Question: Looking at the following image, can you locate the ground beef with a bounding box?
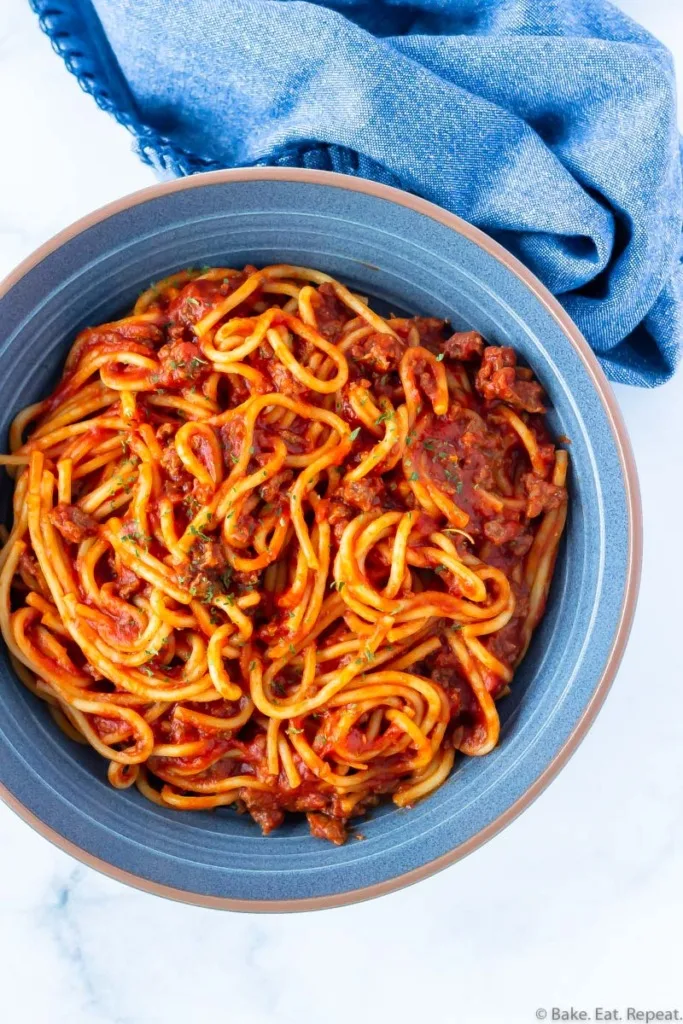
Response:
[426,646,464,713]
[160,444,193,502]
[507,532,535,558]
[234,569,261,591]
[219,419,246,468]
[418,367,438,403]
[312,283,350,342]
[241,788,285,834]
[181,570,217,601]
[107,555,141,599]
[349,332,407,373]
[523,474,566,518]
[306,812,347,845]
[393,317,449,349]
[225,373,251,407]
[275,427,312,456]
[483,518,525,546]
[533,441,558,480]
[117,322,164,346]
[287,789,329,813]
[154,340,210,390]
[71,322,161,363]
[48,503,99,544]
[475,346,546,414]
[155,422,176,442]
[443,330,485,361]
[160,444,185,481]
[190,539,227,573]
[18,551,39,580]
[229,513,258,548]
[265,361,308,396]
[259,469,293,504]
[485,598,531,669]
[327,500,355,544]
[166,275,248,330]
[190,478,214,508]
[341,477,386,511]
[18,551,49,594]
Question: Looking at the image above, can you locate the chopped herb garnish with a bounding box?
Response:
[349,427,361,441]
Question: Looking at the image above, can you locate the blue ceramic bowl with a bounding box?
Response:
[0,169,640,910]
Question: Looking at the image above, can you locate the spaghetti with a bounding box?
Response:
[0,264,568,843]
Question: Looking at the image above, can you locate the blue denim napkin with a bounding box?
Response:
[32,0,682,386]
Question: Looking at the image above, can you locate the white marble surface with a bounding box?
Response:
[1,1,682,1022]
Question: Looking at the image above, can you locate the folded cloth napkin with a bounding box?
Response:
[33,0,682,386]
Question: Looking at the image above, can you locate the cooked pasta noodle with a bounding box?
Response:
[0,265,568,843]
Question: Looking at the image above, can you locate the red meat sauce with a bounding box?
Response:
[87,329,551,636]
[321,328,564,695]
[144,712,400,842]
[45,269,268,410]
[151,269,260,328]
[35,282,567,840]
[45,323,164,412]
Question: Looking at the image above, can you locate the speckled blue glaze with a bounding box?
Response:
[0,172,636,908]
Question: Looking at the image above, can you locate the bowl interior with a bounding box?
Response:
[0,175,632,906]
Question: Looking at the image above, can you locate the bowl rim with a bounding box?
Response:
[0,166,642,912]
